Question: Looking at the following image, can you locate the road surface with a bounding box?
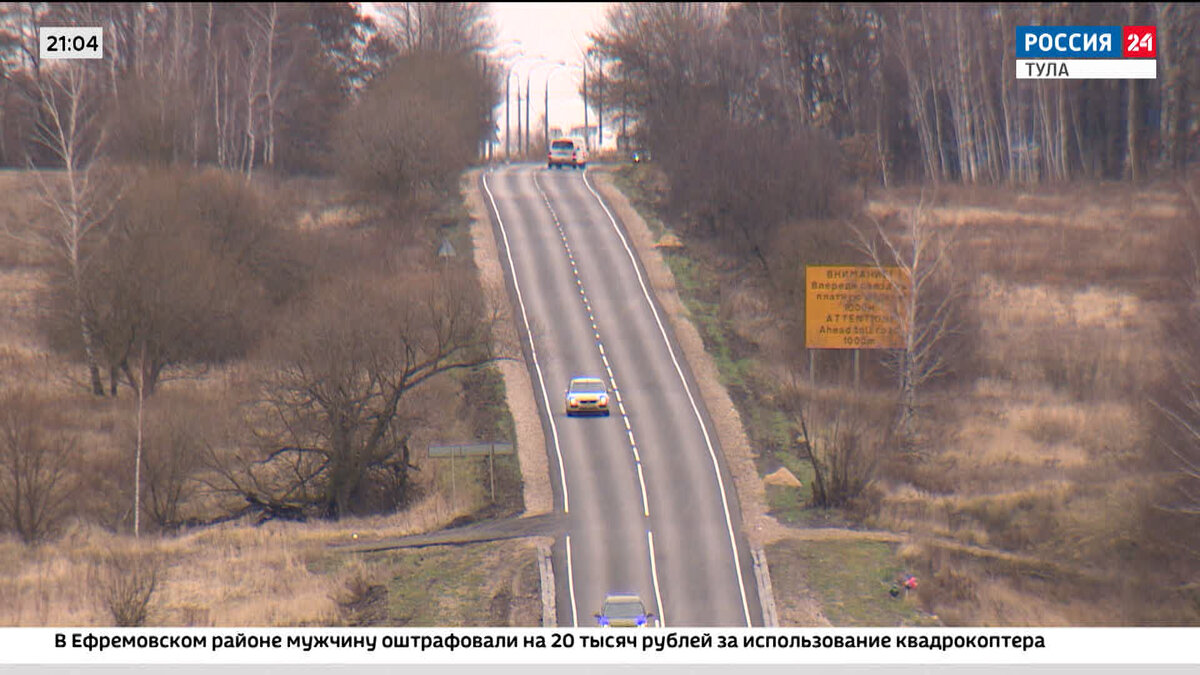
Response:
[481,164,761,627]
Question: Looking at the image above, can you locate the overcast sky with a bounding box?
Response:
[488,2,614,146]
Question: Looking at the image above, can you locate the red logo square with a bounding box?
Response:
[1123,26,1157,58]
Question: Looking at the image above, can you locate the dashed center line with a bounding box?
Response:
[537,168,672,624]
[532,173,651,522]
[534,171,666,626]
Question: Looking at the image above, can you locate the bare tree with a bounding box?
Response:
[136,399,206,533]
[0,389,78,544]
[67,168,288,399]
[216,271,496,520]
[853,198,967,448]
[332,50,495,208]
[0,2,45,81]
[249,3,283,169]
[378,2,494,56]
[1157,3,1199,172]
[1125,2,1141,182]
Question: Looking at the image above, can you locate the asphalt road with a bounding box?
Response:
[481,164,762,627]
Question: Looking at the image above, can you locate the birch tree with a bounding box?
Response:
[7,62,117,396]
[854,199,967,448]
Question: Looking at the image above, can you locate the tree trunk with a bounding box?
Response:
[134,340,145,537]
[325,414,360,519]
[1125,3,1140,181]
[1126,79,1140,181]
[921,7,949,182]
[71,246,103,396]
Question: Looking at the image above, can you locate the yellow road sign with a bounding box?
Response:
[805,265,906,349]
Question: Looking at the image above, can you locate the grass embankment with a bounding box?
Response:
[768,538,938,627]
[313,539,542,627]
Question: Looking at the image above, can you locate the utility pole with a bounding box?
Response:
[597,60,604,151]
[583,59,589,150]
[525,69,532,156]
[544,68,552,153]
[501,45,531,160]
[545,63,568,153]
[505,72,511,158]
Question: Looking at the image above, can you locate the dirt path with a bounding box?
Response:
[336,513,566,552]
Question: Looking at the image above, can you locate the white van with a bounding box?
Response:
[548,137,587,170]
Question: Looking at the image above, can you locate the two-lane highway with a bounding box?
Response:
[482,164,761,627]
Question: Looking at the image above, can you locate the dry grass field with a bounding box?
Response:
[813,181,1194,624]
[874,182,1193,624]
[615,164,1200,626]
[0,502,543,627]
[0,170,536,626]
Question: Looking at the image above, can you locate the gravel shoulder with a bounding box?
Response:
[463,168,554,517]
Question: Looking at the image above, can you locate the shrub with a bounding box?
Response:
[0,389,79,544]
[90,548,162,627]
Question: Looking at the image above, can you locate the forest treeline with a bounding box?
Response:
[0,2,496,173]
[588,3,1199,187]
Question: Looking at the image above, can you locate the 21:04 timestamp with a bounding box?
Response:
[39,27,103,60]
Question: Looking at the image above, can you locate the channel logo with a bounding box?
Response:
[1015,25,1156,79]
[1017,26,1121,58]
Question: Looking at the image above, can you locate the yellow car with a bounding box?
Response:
[595,594,653,627]
[565,377,610,416]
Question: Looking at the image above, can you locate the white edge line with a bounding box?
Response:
[486,170,580,628]
[566,534,579,627]
[583,172,753,627]
[647,530,666,628]
[636,463,650,517]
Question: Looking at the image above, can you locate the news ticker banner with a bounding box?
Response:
[1,628,1198,665]
[1016,25,1156,79]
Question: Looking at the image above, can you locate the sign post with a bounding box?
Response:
[428,443,515,504]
